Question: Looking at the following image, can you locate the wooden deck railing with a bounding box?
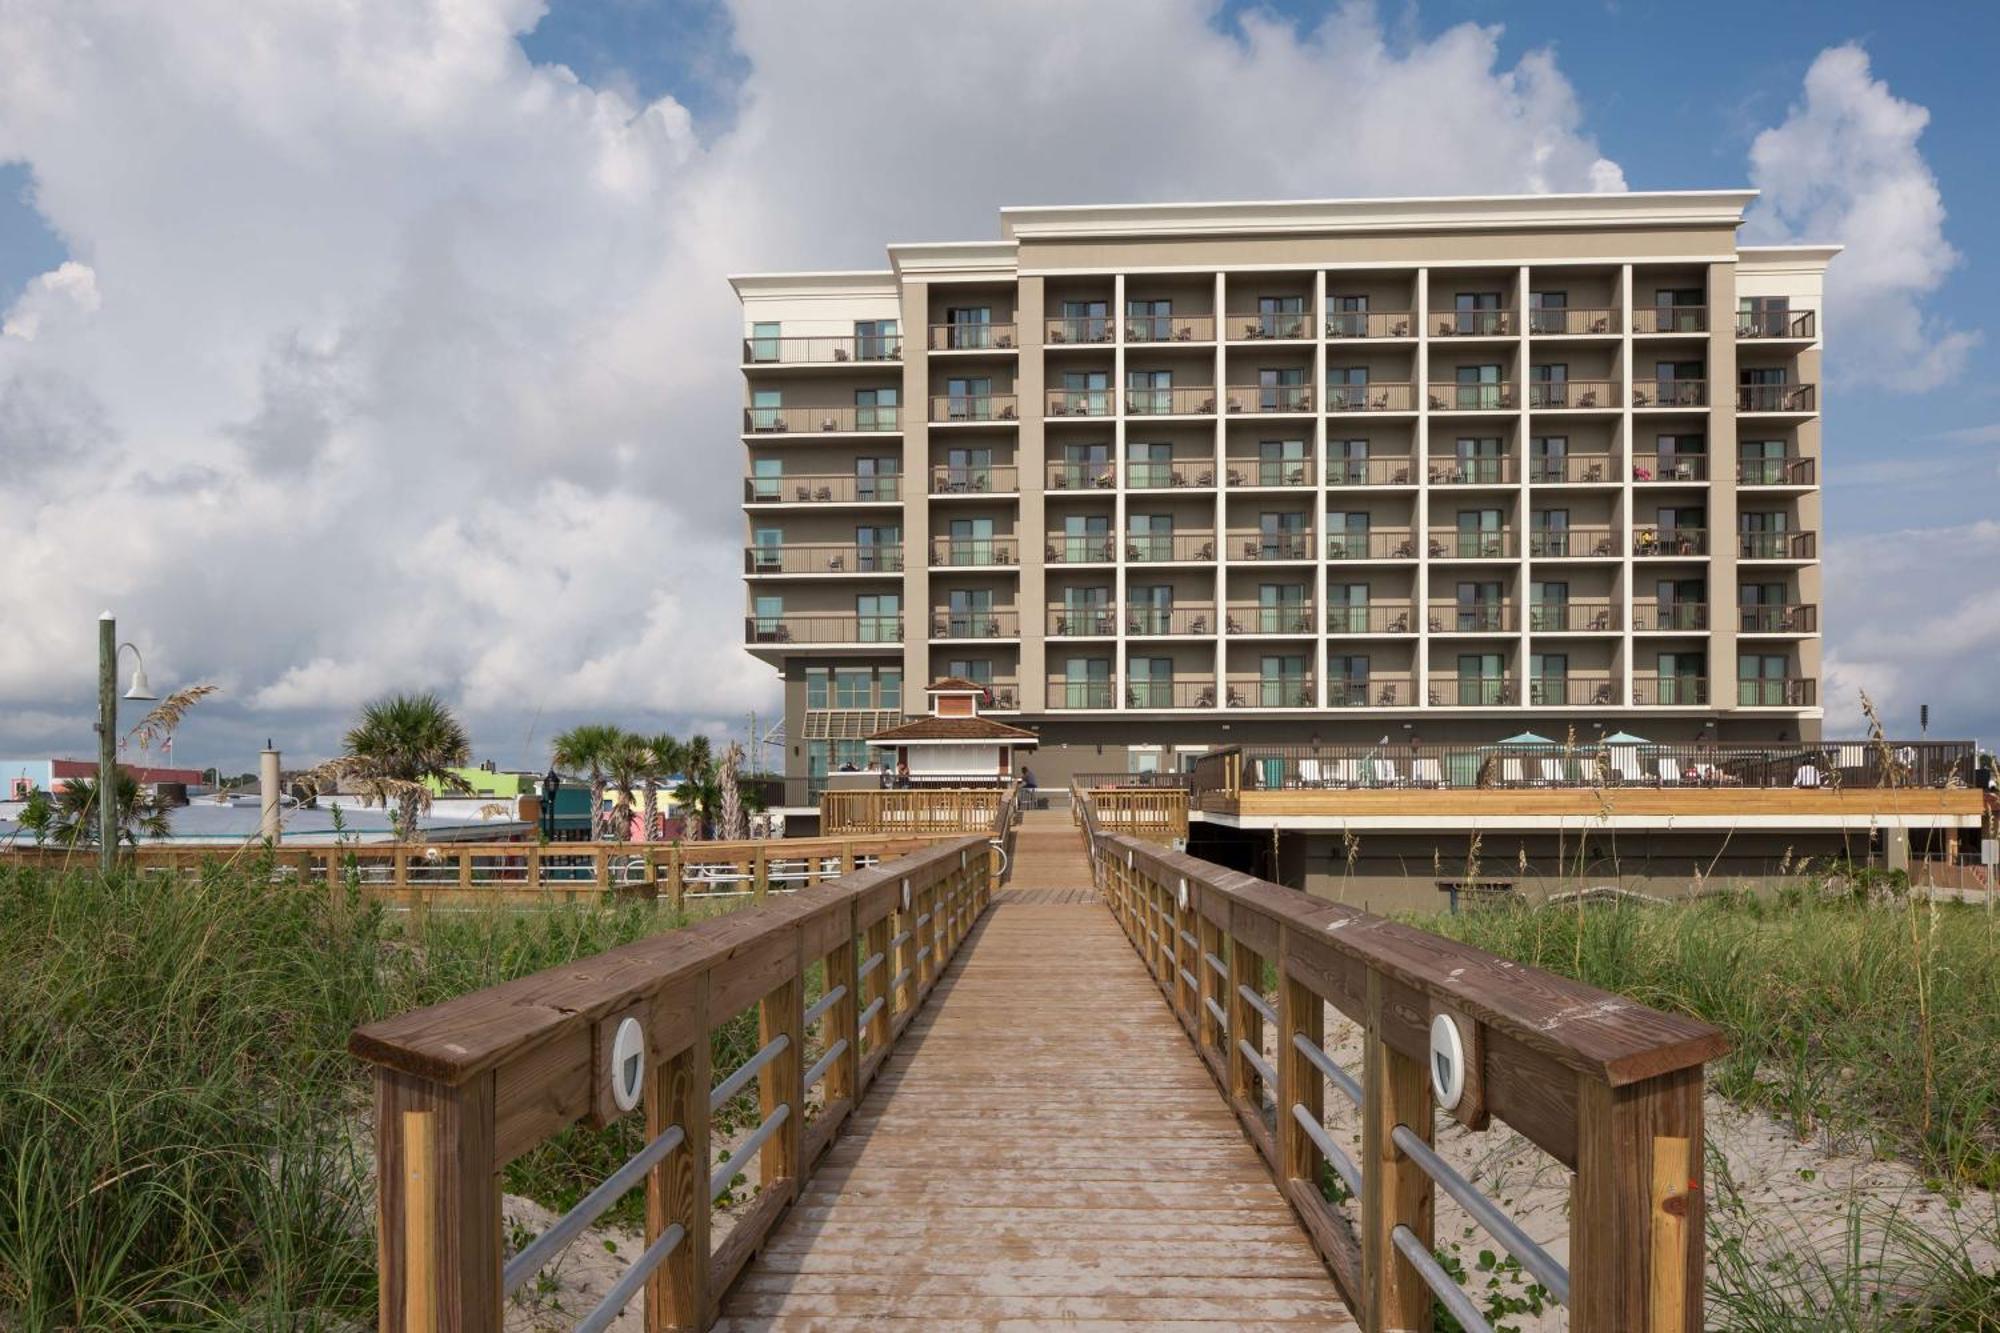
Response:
[1076,787,1190,844]
[820,785,1016,835]
[1075,785,1723,1331]
[350,793,1016,1329]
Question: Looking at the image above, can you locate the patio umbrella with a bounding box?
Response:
[1600,731,1651,746]
[1497,731,1557,746]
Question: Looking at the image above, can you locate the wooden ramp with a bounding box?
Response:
[716,818,1356,1329]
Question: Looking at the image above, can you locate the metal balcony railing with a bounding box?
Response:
[745,543,905,576]
[1324,310,1415,339]
[930,465,1018,495]
[744,613,903,646]
[745,405,901,434]
[1738,603,1818,633]
[1527,308,1617,336]
[1124,313,1215,343]
[1044,315,1115,345]
[1633,305,1708,334]
[1632,602,1709,632]
[1737,383,1817,413]
[1527,601,1616,632]
[928,323,1018,352]
[745,474,902,504]
[929,537,1017,567]
[1630,379,1706,409]
[929,393,1020,423]
[742,333,901,365]
[1223,603,1317,635]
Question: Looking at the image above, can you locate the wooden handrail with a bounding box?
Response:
[1079,788,1188,844]
[820,787,1014,835]
[1074,784,1722,1330]
[352,792,1016,1329]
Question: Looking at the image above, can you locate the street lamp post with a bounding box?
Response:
[540,767,562,841]
[95,611,157,874]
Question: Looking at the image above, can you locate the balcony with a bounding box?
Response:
[1528,308,1617,337]
[1630,380,1706,409]
[1527,379,1619,410]
[745,543,905,576]
[1325,381,1416,412]
[1427,602,1515,633]
[1632,602,1709,632]
[1737,383,1817,414]
[1046,388,1114,418]
[1633,675,1710,706]
[1738,309,1817,340]
[1223,384,1315,414]
[1427,529,1517,560]
[1045,535,1118,565]
[1634,527,1708,557]
[1046,607,1116,638]
[1632,306,1708,335]
[1427,676,1519,707]
[1323,603,1417,635]
[1635,454,1707,484]
[1327,529,1415,561]
[744,474,902,505]
[930,610,1019,641]
[1225,674,1317,708]
[1043,315,1116,346]
[1738,678,1817,707]
[1127,532,1218,563]
[1127,604,1216,636]
[1046,678,1116,710]
[1427,456,1515,486]
[1125,385,1218,417]
[1127,459,1217,489]
[1528,600,1616,633]
[928,323,1018,352]
[742,333,901,366]
[1325,310,1415,339]
[1326,457,1417,487]
[744,405,900,434]
[1427,381,1518,412]
[1737,531,1817,561]
[1227,531,1315,562]
[930,393,1019,424]
[1432,310,1515,338]
[1528,527,1618,559]
[1740,603,1818,634]
[1330,676,1415,707]
[1125,313,1215,344]
[1528,455,1613,485]
[930,464,1019,496]
[1228,312,1311,341]
[1224,603,1316,636]
[1128,680,1221,710]
[744,613,902,646]
[1046,461,1116,491]
[1225,459,1313,488]
[929,536,1017,568]
[1738,457,1817,487]
[1529,676,1620,707]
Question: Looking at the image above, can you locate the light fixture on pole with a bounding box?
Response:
[96,611,160,874]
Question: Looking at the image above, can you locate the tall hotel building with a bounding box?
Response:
[735,193,1833,797]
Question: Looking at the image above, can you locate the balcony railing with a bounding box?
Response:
[1433,310,1515,337]
[1528,527,1618,558]
[1224,674,1317,708]
[1047,677,1116,710]
[742,333,901,365]
[1325,310,1415,339]
[1426,675,1519,706]
[1223,384,1315,413]
[1225,459,1314,488]
[1125,385,1218,416]
[1426,456,1515,485]
[744,613,902,646]
[1126,459,1217,489]
[1126,679,1221,709]
[1044,315,1115,345]
[1634,527,1708,557]
[1227,530,1315,562]
[1636,453,1708,483]
[1738,456,1816,486]
[745,543,905,576]
[1634,305,1708,335]
[1045,536,1118,564]
[1737,383,1817,413]
[745,474,902,505]
[1630,379,1706,409]
[1427,602,1514,633]
[1528,600,1616,632]
[1426,381,1518,411]
[1427,529,1517,559]
[1528,455,1614,484]
[1738,530,1817,560]
[1046,461,1116,491]
[1529,675,1620,707]
[1326,529,1415,560]
[1046,388,1114,417]
[1325,456,1416,486]
[1322,603,1416,635]
[1126,532,1218,563]
[1229,312,1311,341]
[929,323,1018,352]
[744,405,900,434]
[1527,379,1618,409]
[1125,313,1215,343]
[1528,308,1617,336]
[929,537,1017,567]
[1223,603,1316,635]
[1738,678,1817,707]
[1330,676,1415,707]
[930,465,1018,495]
[929,393,1019,423]
[1632,602,1709,632]
[1740,603,1818,633]
[1738,309,1817,340]
[930,610,1020,640]
[1325,381,1416,412]
[1633,675,1711,706]
[1047,607,1117,637]
[1126,604,1216,636]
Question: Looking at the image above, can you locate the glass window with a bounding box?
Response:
[946,306,993,350]
[1529,435,1569,483]
[1527,291,1567,335]
[750,388,782,432]
[855,386,898,431]
[753,595,782,639]
[878,668,901,710]
[855,592,900,643]
[750,321,781,363]
[854,319,898,361]
[1326,293,1370,337]
[833,669,871,709]
[944,376,991,421]
[805,667,829,709]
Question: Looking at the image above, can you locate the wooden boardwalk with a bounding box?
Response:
[716,816,1356,1329]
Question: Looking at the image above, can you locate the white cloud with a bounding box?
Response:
[0,0,1623,768]
[1746,43,1978,392]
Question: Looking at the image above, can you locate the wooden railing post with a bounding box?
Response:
[524,844,541,893]
[1571,1067,1705,1332]
[752,845,769,903]
[1278,929,1323,1188]
[891,882,914,1019]
[666,845,684,913]
[1227,929,1264,1111]
[822,914,859,1111]
[647,977,709,1331]
[757,951,804,1202]
[863,912,892,1070]
[1197,914,1226,1062]
[373,1069,500,1331]
[1361,969,1433,1333]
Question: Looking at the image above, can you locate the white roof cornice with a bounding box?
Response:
[728,271,896,299]
[887,240,1018,279]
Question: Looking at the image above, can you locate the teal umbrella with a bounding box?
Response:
[1601,730,1651,745]
[1497,731,1557,746]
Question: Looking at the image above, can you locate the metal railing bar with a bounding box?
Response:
[709,1034,790,1114]
[1391,1123,1571,1305]
[1180,928,1200,949]
[1238,984,1278,1026]
[709,1103,791,1202]
[892,966,913,992]
[889,930,911,950]
[503,1123,686,1295]
[857,951,885,980]
[804,984,846,1027]
[1204,996,1230,1031]
[857,996,885,1028]
[1179,966,1199,992]
[915,912,931,929]
[572,1222,686,1333]
[1204,951,1228,978]
[804,1038,849,1090]
[1290,1103,1362,1198]
[1238,1038,1278,1087]
[1293,1032,1364,1108]
[1392,1223,1494,1333]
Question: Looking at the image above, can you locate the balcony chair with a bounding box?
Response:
[1194,687,1215,707]
[1411,757,1445,787]
[1226,688,1246,707]
[1589,609,1610,630]
[1243,540,1262,559]
[792,485,811,501]
[826,554,845,570]
[1243,321,1264,339]
[1188,615,1207,634]
[1225,615,1244,634]
[1196,469,1215,486]
[1540,757,1569,786]
[1593,684,1616,705]
[1377,684,1401,708]
[1428,688,1444,705]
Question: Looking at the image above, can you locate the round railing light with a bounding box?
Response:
[610,1017,646,1113]
[1429,1013,1466,1111]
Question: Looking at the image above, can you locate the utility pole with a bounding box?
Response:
[97,612,117,873]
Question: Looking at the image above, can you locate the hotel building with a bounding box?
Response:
[735,193,1834,800]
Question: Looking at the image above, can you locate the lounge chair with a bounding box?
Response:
[1331,759,1362,787]
[1539,757,1569,786]
[1370,758,1402,787]
[1611,750,1647,784]
[1656,760,1681,786]
[1500,758,1527,787]
[1411,757,1445,788]
[1296,759,1324,788]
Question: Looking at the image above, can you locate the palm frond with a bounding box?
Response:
[126,683,219,751]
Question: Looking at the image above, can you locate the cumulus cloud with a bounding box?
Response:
[1746,43,1977,392]
[0,0,1622,767]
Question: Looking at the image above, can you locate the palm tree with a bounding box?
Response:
[603,731,651,843]
[718,741,747,841]
[40,774,172,847]
[674,734,719,842]
[642,734,685,842]
[551,723,625,840]
[315,692,474,839]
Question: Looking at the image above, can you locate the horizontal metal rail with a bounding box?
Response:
[1291,1102,1362,1198]
[804,1038,849,1090]
[914,912,931,929]
[504,1123,686,1295]
[709,1034,789,1114]
[889,930,911,950]
[1179,928,1200,949]
[1393,1223,1493,1333]
[804,984,846,1027]
[1238,1038,1277,1087]
[1392,1123,1571,1305]
[1238,984,1278,1026]
[1293,1032,1364,1108]
[857,950,885,979]
[1204,950,1228,978]
[857,996,885,1029]
[710,1103,791,1202]
[1204,995,1230,1032]
[1179,966,1199,992]
[915,945,932,966]
[892,966,913,992]
[573,1221,686,1333]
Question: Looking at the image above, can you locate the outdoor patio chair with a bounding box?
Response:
[1297,759,1324,787]
[1500,758,1527,787]
[1370,758,1402,787]
[1612,751,1647,784]
[1332,759,1363,787]
[1656,760,1681,785]
[1411,757,1445,787]
[1540,757,1569,786]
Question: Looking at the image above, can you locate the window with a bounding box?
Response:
[750,321,781,363]
[1739,582,1790,633]
[1258,366,1308,412]
[855,523,900,572]
[1530,509,1570,558]
[751,527,783,571]
[1455,508,1502,558]
[878,668,902,710]
[942,377,988,421]
[1529,435,1569,483]
[1127,511,1173,562]
[855,386,898,431]
[1653,361,1704,407]
[833,668,872,709]
[1259,582,1310,634]
[1126,583,1173,635]
[946,658,993,685]
[1325,365,1369,410]
[1326,293,1369,338]
[1126,656,1174,708]
[946,586,996,639]
[750,388,782,432]
[1457,581,1503,631]
[1455,363,1502,410]
[1127,297,1172,342]
[1127,747,1163,775]
[1327,582,1369,634]
[1454,436,1503,484]
[947,515,996,566]
[1656,579,1706,631]
[751,457,782,501]
[805,667,830,709]
[1123,368,1169,416]
[1655,434,1706,480]
[1738,366,1791,412]
[1062,512,1111,562]
[854,319,898,361]
[1739,510,1791,560]
[1530,581,1570,631]
[1454,291,1503,336]
[1257,438,1308,487]
[945,306,993,350]
[1529,653,1569,705]
[1057,440,1112,490]
[1738,296,1791,338]
[1738,654,1791,706]
[1325,510,1372,559]
[855,456,899,502]
[1256,294,1306,339]
[753,595,783,638]
[1527,290,1567,336]
[1528,362,1568,408]
[1657,652,1705,705]
[1330,438,1370,485]
[1056,299,1109,344]
[1126,440,1173,489]
[1739,439,1789,485]
[855,592,899,643]
[1064,657,1112,709]
[1258,654,1309,707]
[1258,510,1307,560]
[1456,653,1505,706]
[943,446,992,493]
[1059,584,1112,636]
[1655,289,1704,332]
